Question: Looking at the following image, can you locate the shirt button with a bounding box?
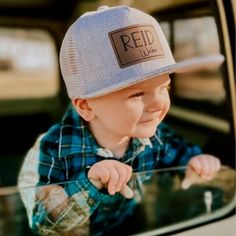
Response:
[87,198,95,205]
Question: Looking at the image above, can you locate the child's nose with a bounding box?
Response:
[145,92,168,113]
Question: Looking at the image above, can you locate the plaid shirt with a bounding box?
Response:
[18,105,201,235]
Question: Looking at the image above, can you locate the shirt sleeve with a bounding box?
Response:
[156,123,202,167]
[17,135,101,235]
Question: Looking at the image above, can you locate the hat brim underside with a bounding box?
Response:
[167,53,225,74]
[80,54,225,99]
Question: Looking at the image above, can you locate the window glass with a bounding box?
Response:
[149,12,235,236]
[1,167,235,235]
[159,21,170,44]
[173,17,225,104]
[0,28,59,99]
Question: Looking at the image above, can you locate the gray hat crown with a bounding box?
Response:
[59,5,224,99]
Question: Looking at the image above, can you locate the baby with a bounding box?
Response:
[18,5,223,236]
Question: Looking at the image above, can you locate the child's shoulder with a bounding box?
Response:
[38,106,87,158]
[40,105,80,145]
[42,123,61,142]
[38,123,62,157]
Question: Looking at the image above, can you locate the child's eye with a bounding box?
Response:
[160,84,171,92]
[129,92,144,98]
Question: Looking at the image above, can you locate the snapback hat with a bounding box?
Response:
[59,5,224,99]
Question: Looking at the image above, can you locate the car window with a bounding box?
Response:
[131,166,236,235]
[0,27,59,99]
[159,21,170,44]
[0,1,235,236]
[152,2,235,235]
[173,17,225,104]
[1,166,235,236]
[159,16,229,135]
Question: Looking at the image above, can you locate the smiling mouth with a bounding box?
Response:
[139,119,157,124]
[140,111,163,124]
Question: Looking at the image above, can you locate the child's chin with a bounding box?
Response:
[134,129,157,138]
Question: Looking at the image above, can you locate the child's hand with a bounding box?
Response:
[36,185,68,220]
[182,154,221,189]
[87,160,134,198]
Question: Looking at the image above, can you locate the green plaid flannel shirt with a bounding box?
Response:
[18,105,201,235]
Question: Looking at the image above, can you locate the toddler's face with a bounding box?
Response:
[87,74,171,139]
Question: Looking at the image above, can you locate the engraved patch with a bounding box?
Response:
[109,24,164,68]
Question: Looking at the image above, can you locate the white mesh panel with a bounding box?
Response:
[59,24,85,98]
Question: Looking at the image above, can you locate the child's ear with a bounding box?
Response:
[72,98,95,121]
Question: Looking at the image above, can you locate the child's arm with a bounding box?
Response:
[156,124,221,186]
[156,123,203,168]
[182,154,221,188]
[18,135,100,234]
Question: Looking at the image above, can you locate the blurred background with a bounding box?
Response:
[0,0,235,235]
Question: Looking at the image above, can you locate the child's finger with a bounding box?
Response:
[199,158,211,177]
[209,156,221,172]
[100,168,110,184]
[206,156,221,178]
[182,167,205,189]
[197,155,220,178]
[114,166,128,191]
[88,165,110,184]
[183,155,221,189]
[119,185,134,199]
[215,158,221,171]
[188,157,202,174]
[125,165,133,183]
[206,156,218,178]
[89,178,103,189]
[107,168,119,195]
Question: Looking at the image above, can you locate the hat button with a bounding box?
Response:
[97,5,109,11]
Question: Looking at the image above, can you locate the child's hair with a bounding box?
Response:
[59,5,224,99]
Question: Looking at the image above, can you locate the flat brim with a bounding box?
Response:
[157,54,225,75]
[80,54,225,99]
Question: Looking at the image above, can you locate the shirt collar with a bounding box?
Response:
[58,105,153,159]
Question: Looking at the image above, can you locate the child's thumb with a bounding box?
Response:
[119,185,134,199]
[181,167,204,189]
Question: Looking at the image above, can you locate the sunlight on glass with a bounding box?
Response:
[0,28,59,99]
[0,166,232,236]
[173,17,225,104]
